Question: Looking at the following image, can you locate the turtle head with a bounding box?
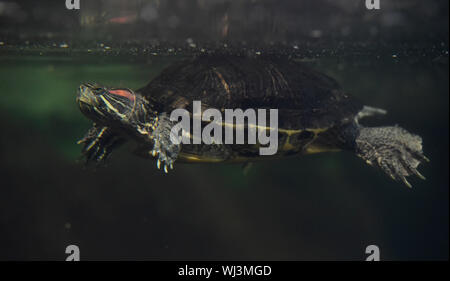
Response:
[77,83,137,125]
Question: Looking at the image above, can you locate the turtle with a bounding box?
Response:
[76,54,428,187]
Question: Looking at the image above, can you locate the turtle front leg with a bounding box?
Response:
[148,113,181,173]
[78,125,125,164]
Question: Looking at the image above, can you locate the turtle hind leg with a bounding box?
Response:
[355,125,429,188]
[78,125,126,165]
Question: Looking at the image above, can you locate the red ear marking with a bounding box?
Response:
[109,89,136,102]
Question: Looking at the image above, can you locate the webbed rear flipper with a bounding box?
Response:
[355,126,429,188]
[78,125,126,165]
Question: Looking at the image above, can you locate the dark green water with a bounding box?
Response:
[0,46,448,260]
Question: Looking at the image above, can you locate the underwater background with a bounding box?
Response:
[0,0,448,260]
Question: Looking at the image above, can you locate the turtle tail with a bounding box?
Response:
[355,125,429,187]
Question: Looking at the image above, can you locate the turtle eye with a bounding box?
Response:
[108,89,136,102]
[92,87,106,95]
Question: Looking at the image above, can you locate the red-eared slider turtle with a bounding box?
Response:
[76,55,428,187]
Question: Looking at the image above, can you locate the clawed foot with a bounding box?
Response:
[149,113,181,173]
[356,126,429,188]
[372,144,429,188]
[78,125,125,165]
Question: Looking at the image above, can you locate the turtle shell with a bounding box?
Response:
[138,55,363,131]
